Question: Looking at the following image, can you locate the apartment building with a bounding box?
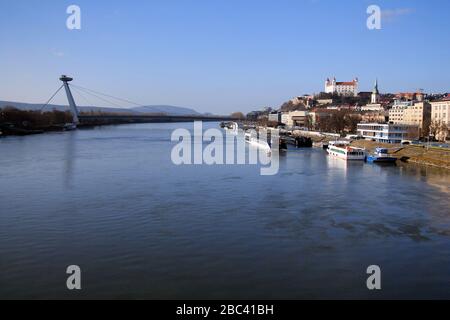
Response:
[402,102,431,136]
[431,95,450,127]
[389,100,413,124]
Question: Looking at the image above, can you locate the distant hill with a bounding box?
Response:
[132,105,200,115]
[0,100,200,116]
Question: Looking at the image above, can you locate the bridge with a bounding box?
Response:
[41,75,232,127]
[78,114,231,127]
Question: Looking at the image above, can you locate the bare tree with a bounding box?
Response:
[230,112,245,120]
[429,120,449,142]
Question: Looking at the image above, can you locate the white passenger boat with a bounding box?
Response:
[327,143,366,160]
[245,132,271,152]
[224,122,240,135]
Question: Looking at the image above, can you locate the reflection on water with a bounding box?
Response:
[326,156,366,173]
[63,132,76,188]
[398,163,450,195]
[0,122,449,299]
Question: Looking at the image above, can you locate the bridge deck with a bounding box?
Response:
[78,114,232,126]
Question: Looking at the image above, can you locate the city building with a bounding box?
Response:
[357,123,419,144]
[389,100,414,124]
[325,77,358,96]
[358,91,372,100]
[395,91,424,102]
[402,102,431,136]
[281,111,309,127]
[268,112,282,123]
[430,95,450,140]
[431,95,450,127]
[309,110,333,128]
[361,104,384,112]
[361,111,388,124]
[387,100,431,137]
[316,98,334,106]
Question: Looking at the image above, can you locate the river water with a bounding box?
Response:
[0,122,449,299]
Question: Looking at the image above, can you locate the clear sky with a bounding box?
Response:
[0,0,449,114]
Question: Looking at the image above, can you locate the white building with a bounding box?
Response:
[430,95,450,140]
[361,105,384,112]
[431,95,450,127]
[357,123,419,144]
[325,77,358,97]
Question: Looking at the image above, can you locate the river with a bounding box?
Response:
[0,122,449,299]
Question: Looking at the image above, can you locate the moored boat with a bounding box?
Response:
[221,121,240,135]
[285,136,313,148]
[63,123,77,131]
[245,131,271,152]
[224,122,239,135]
[366,148,397,163]
[327,143,366,160]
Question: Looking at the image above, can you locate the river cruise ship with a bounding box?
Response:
[327,143,366,160]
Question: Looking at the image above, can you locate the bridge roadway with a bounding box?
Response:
[78,114,233,126]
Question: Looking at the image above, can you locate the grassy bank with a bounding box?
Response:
[351,140,450,170]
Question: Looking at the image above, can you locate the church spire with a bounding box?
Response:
[373,79,379,94]
[371,79,380,104]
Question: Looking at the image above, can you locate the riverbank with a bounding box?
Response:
[0,108,73,137]
[0,117,229,137]
[350,140,450,170]
[0,124,75,136]
[251,123,450,171]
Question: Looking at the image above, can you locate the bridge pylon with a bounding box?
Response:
[59,75,80,125]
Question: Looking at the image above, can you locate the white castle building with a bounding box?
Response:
[325,77,359,96]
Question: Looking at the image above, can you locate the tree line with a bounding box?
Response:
[0,107,73,128]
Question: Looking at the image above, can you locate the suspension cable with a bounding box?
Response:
[70,86,96,108]
[70,84,126,109]
[40,85,64,112]
[70,84,145,107]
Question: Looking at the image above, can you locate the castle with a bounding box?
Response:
[325,77,359,97]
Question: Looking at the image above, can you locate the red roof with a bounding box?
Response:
[336,81,357,86]
[432,94,450,102]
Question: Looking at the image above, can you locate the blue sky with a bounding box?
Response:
[0,0,449,114]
